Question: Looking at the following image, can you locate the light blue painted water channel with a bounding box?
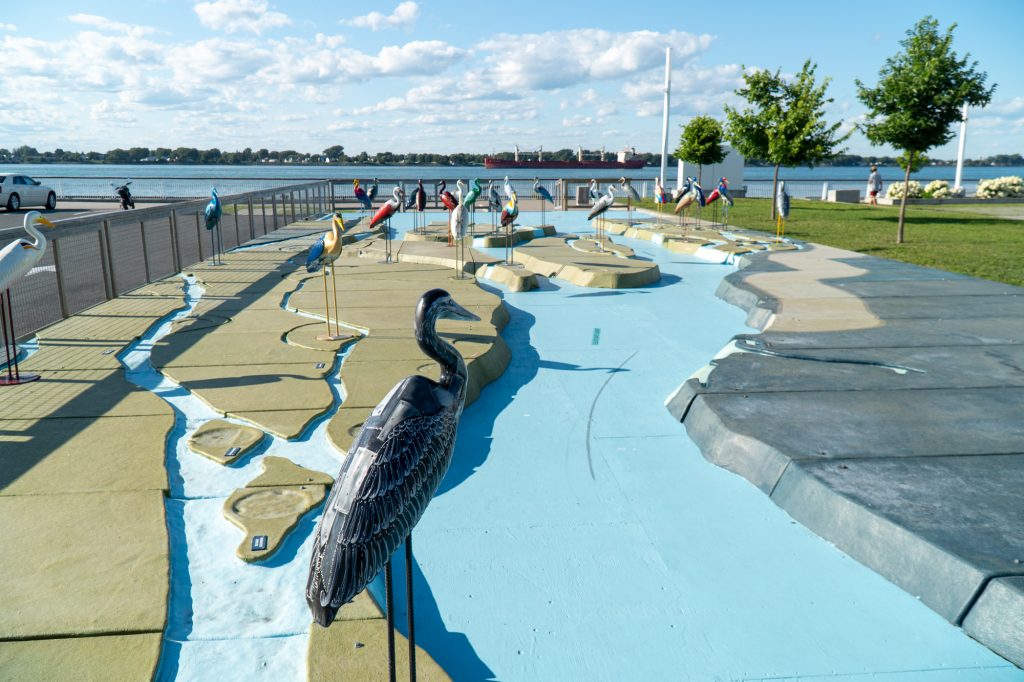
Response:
[370,209,1023,680]
[116,207,1021,680]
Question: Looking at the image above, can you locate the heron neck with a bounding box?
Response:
[416,308,465,389]
[24,224,46,251]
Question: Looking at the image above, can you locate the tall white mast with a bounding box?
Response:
[954,103,969,191]
[659,47,672,187]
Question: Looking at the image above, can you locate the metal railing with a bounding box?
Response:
[1,180,333,341]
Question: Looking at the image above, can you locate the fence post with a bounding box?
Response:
[247,197,254,240]
[139,220,152,282]
[290,191,296,224]
[272,195,278,229]
[102,220,118,297]
[261,197,268,235]
[170,209,182,273]
[329,181,335,211]
[50,237,70,319]
[195,210,204,260]
[233,203,241,246]
[98,228,113,300]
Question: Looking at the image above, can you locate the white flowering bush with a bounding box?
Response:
[924,179,952,198]
[975,176,1024,198]
[949,185,966,197]
[886,180,923,199]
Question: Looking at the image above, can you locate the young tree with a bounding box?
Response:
[726,61,849,218]
[674,115,726,185]
[857,17,995,243]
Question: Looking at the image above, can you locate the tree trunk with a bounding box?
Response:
[897,153,913,244]
[698,165,702,186]
[771,164,780,220]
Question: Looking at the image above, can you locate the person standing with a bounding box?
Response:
[867,165,883,205]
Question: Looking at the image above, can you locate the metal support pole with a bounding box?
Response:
[195,210,204,260]
[271,195,278,230]
[385,559,397,682]
[247,198,254,241]
[261,197,268,235]
[51,238,70,319]
[406,536,416,682]
[233,203,241,247]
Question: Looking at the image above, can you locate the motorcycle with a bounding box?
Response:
[113,181,135,210]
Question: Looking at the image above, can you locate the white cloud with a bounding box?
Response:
[477,29,713,91]
[0,23,16,32]
[68,14,156,36]
[374,41,466,75]
[194,0,291,35]
[344,2,420,31]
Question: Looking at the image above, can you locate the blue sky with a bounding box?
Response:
[1,0,1020,159]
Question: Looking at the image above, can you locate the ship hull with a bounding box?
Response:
[484,158,646,170]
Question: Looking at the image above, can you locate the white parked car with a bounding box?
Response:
[0,174,58,211]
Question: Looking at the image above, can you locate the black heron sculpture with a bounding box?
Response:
[307,288,479,681]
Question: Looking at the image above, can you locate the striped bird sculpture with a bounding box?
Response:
[204,187,224,265]
[305,213,350,340]
[0,211,54,385]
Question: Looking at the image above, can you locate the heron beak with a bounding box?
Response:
[445,300,480,322]
[36,217,56,228]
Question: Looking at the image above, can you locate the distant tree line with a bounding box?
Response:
[0,144,672,167]
[0,144,1017,168]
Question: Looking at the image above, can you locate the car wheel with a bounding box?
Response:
[6,193,19,211]
[45,192,57,210]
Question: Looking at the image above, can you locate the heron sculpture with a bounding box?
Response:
[370,187,404,263]
[307,288,479,682]
[587,185,616,251]
[673,177,697,227]
[620,176,640,227]
[533,178,554,226]
[367,178,379,204]
[449,183,468,277]
[204,187,224,265]
[503,175,513,200]
[500,190,518,265]
[353,179,372,219]
[305,213,353,341]
[589,179,601,205]
[654,178,668,224]
[0,211,54,386]
[463,179,482,235]
[692,178,707,225]
[716,178,734,226]
[776,181,790,242]
[487,181,501,231]
[408,180,427,233]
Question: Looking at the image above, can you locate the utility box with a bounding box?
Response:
[576,186,593,206]
[828,189,861,203]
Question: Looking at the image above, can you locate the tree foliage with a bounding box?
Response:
[856,16,995,243]
[674,116,726,176]
[726,60,849,216]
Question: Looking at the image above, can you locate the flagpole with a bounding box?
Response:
[954,103,968,191]
[659,47,672,187]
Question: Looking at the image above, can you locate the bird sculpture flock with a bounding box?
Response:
[204,187,224,265]
[305,213,352,341]
[307,288,479,678]
[776,180,791,242]
[0,211,54,385]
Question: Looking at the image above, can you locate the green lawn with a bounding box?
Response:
[636,197,1024,287]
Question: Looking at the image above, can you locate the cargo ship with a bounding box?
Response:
[484,146,646,170]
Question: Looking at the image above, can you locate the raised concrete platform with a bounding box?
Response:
[665,241,1024,667]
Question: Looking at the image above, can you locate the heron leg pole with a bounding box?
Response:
[331,267,341,338]
[385,558,397,682]
[406,535,417,682]
[322,269,331,337]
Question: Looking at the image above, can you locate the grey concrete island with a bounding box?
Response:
[666,239,1024,668]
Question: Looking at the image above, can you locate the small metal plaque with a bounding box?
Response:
[591,328,601,346]
[251,535,268,551]
[225,447,241,458]
[102,349,116,355]
[315,362,326,369]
